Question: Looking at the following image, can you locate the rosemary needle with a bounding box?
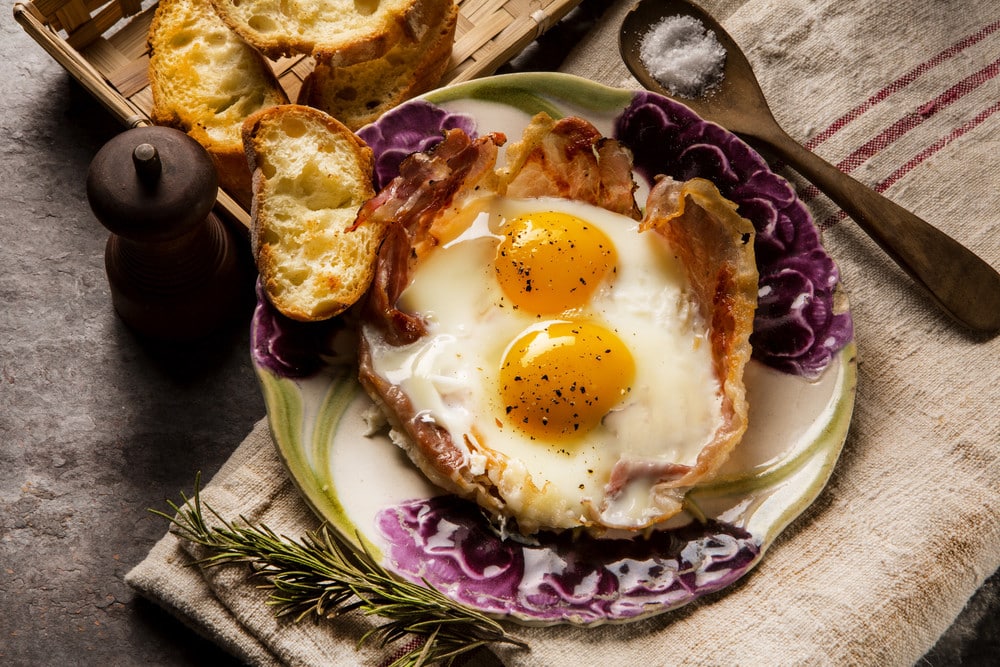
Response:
[151,476,528,667]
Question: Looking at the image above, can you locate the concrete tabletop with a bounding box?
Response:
[1,3,996,664]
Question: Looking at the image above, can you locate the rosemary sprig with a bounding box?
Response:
[152,476,528,667]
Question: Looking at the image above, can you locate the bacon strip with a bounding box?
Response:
[358,129,505,345]
[600,177,758,527]
[500,113,642,219]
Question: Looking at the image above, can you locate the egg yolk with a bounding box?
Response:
[494,211,617,314]
[500,321,635,441]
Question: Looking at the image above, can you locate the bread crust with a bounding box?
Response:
[297,2,458,131]
[209,0,454,64]
[243,105,385,321]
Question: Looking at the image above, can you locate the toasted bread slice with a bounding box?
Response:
[147,0,289,209]
[209,0,452,64]
[243,105,384,321]
[296,2,457,131]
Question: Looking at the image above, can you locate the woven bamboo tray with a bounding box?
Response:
[14,0,584,226]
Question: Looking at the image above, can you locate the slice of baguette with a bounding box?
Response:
[297,2,457,131]
[147,0,289,210]
[243,105,385,321]
[209,0,452,64]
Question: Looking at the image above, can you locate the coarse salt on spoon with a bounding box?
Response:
[620,0,1000,335]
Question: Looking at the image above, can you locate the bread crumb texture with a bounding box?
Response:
[248,107,381,321]
[149,0,287,150]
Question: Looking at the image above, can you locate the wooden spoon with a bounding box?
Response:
[619,0,1000,334]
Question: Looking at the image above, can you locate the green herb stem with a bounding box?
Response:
[152,477,527,667]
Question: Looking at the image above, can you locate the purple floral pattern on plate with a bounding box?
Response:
[377,495,760,624]
[251,283,346,379]
[356,100,478,190]
[614,91,852,378]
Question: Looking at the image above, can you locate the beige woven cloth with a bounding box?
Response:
[126,0,1000,664]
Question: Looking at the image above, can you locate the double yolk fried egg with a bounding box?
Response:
[358,116,757,537]
[365,195,722,533]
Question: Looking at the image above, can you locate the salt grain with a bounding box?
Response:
[639,15,726,98]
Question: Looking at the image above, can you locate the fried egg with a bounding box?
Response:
[363,194,723,533]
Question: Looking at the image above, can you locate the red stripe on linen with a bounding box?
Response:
[878,99,1000,191]
[798,56,999,206]
[834,58,999,174]
[817,99,1000,230]
[804,19,1000,151]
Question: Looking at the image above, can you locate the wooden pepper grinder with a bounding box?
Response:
[87,126,244,341]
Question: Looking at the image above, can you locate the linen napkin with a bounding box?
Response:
[127,0,1000,664]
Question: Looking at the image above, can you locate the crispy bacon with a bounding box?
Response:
[359,129,505,345]
[596,138,643,218]
[366,223,425,345]
[501,114,642,219]
[598,177,758,528]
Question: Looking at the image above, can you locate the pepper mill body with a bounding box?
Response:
[87,126,245,341]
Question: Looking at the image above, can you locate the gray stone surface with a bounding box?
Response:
[1,3,997,665]
[2,11,258,665]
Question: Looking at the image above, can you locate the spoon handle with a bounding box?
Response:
[753,125,1000,334]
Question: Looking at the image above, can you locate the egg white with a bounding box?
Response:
[365,195,723,531]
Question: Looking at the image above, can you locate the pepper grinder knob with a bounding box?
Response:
[86,126,245,341]
[133,142,162,184]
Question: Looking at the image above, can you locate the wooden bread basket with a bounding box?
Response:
[14,0,583,226]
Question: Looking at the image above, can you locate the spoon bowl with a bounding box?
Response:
[620,0,1000,335]
[620,0,773,136]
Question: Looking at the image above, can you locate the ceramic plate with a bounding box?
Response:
[251,73,856,626]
